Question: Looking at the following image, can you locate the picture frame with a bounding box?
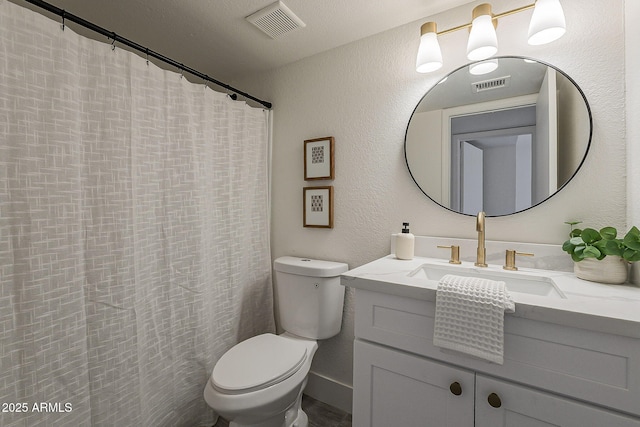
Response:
[303,186,334,228]
[304,137,335,180]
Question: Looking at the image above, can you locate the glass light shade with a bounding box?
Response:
[467,14,498,61]
[469,59,499,75]
[528,0,566,45]
[416,32,443,73]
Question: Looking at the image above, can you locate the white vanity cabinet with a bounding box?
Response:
[354,339,475,426]
[475,375,640,427]
[351,288,640,427]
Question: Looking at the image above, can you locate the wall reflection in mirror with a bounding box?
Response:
[405,56,592,216]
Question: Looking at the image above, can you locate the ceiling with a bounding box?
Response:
[13,0,475,83]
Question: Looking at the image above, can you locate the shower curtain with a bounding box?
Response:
[0,1,275,426]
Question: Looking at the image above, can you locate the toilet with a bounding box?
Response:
[203,256,348,427]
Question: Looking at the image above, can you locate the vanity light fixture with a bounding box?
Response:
[416,22,444,73]
[467,3,498,61]
[416,0,566,73]
[527,0,566,45]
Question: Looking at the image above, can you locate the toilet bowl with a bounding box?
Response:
[203,257,348,427]
[204,333,317,427]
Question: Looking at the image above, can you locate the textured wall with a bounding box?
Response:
[626,1,640,285]
[239,0,626,390]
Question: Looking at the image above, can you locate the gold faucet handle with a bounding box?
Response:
[438,245,462,264]
[504,249,534,271]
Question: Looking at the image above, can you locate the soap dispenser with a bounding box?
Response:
[395,222,415,260]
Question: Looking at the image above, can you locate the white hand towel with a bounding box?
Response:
[433,274,515,365]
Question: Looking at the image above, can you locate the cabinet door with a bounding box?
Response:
[353,339,474,427]
[476,375,640,427]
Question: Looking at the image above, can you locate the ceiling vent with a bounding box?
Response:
[472,75,511,93]
[246,1,306,39]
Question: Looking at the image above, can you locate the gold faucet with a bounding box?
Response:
[475,211,487,267]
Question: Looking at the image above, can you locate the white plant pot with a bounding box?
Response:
[574,256,629,285]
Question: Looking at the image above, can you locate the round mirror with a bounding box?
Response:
[405,56,592,217]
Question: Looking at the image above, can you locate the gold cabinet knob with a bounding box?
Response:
[438,245,461,264]
[487,392,502,408]
[449,381,462,396]
[503,249,534,271]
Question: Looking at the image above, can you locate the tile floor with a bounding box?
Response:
[303,395,352,427]
[212,395,352,427]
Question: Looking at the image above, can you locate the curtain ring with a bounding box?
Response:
[145,48,149,66]
[61,10,65,31]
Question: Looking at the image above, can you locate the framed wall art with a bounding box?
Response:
[304,137,335,180]
[303,186,334,228]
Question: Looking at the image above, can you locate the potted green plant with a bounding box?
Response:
[562,221,640,284]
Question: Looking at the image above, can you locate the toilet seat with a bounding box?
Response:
[211,333,308,394]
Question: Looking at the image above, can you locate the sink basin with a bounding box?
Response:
[409,262,566,299]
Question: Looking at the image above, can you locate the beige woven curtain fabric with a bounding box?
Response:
[0,1,275,426]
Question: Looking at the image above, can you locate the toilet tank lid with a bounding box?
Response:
[274,256,348,277]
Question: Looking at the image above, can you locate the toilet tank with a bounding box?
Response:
[273,257,348,340]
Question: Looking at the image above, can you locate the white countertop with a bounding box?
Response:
[342,254,640,339]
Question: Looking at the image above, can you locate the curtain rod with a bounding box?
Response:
[23,0,273,109]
